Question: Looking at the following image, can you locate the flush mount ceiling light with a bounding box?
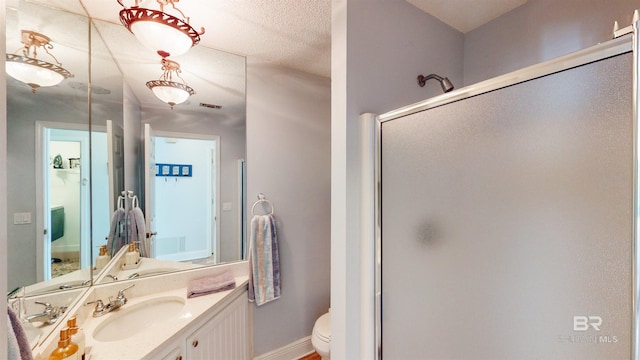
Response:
[146,57,195,109]
[5,30,74,93]
[118,0,205,57]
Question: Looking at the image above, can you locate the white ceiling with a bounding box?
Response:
[81,0,332,78]
[10,0,529,79]
[407,0,528,34]
[7,0,530,119]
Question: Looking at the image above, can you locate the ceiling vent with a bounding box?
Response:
[199,102,222,109]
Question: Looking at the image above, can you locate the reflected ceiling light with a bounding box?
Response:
[118,0,205,57]
[5,30,73,93]
[146,57,195,109]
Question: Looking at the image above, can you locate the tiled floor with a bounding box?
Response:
[51,258,80,278]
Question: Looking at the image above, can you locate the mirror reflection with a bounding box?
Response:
[6,0,247,303]
[91,16,247,271]
[7,0,91,294]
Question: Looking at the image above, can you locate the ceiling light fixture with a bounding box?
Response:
[118,0,205,57]
[5,30,73,93]
[146,57,195,109]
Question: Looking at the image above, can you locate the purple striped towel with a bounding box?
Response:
[187,270,236,298]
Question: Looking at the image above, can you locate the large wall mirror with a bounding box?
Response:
[6,0,247,321]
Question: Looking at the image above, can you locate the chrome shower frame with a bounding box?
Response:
[371,31,639,359]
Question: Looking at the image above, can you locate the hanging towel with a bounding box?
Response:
[128,207,149,257]
[8,318,21,360]
[7,306,34,360]
[248,214,281,306]
[106,207,126,256]
[187,270,236,298]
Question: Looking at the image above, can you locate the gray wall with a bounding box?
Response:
[347,0,464,113]
[123,82,143,200]
[331,1,464,357]
[6,92,90,289]
[247,59,331,356]
[463,0,640,85]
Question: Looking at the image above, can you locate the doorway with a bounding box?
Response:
[152,133,220,262]
[36,122,108,281]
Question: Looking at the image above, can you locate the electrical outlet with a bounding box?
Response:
[223,202,233,211]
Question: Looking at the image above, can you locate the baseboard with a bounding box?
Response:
[254,336,314,360]
[50,248,80,260]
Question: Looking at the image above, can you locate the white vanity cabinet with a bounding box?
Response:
[160,345,184,360]
[153,288,251,360]
[186,289,250,359]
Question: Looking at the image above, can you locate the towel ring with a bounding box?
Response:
[117,196,125,210]
[251,193,274,216]
[131,196,139,209]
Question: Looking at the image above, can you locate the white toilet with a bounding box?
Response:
[311,311,331,359]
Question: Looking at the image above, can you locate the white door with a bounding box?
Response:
[144,124,157,257]
[153,135,217,262]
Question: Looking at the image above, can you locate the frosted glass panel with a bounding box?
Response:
[381,53,633,359]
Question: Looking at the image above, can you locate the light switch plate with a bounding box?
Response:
[13,212,32,224]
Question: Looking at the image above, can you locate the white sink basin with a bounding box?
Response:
[92,296,186,342]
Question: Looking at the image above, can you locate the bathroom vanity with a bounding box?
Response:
[148,288,249,360]
[29,260,252,360]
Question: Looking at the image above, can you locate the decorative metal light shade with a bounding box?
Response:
[146,58,195,109]
[5,30,73,93]
[118,0,205,57]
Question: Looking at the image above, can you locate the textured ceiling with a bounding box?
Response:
[10,0,531,79]
[81,0,332,78]
[407,0,528,33]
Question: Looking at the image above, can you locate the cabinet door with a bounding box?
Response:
[160,346,184,360]
[186,293,250,360]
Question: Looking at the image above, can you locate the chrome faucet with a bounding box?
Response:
[58,279,91,289]
[87,284,135,317]
[86,299,106,317]
[105,274,118,281]
[106,283,134,311]
[25,301,67,324]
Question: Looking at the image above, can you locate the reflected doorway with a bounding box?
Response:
[152,133,220,263]
[36,122,109,281]
[48,137,82,277]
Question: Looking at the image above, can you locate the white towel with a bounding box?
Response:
[248,214,281,306]
[128,207,149,257]
[106,208,126,255]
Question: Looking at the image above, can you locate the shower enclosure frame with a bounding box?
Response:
[371,26,640,359]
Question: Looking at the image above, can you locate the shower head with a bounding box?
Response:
[417,73,454,93]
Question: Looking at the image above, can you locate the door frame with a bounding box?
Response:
[36,121,105,281]
[152,130,221,262]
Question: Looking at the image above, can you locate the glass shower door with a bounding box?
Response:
[380,52,634,359]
